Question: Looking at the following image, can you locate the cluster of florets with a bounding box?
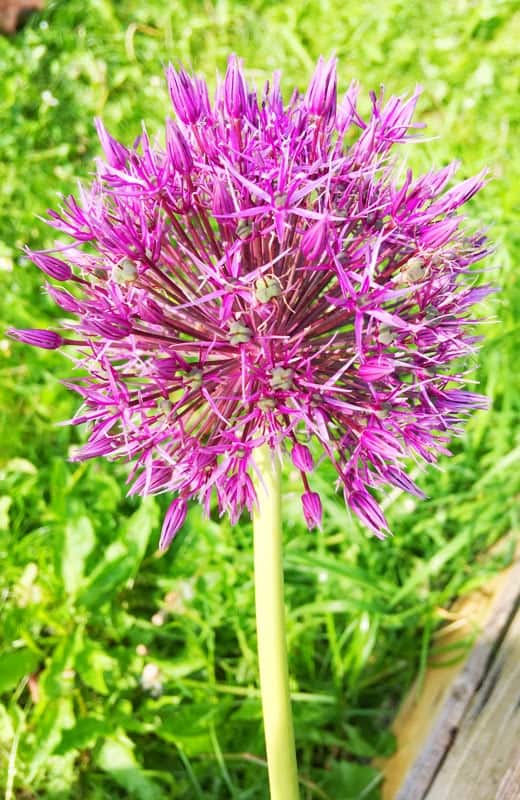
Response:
[10,56,491,547]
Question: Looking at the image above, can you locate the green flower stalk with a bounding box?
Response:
[253,445,299,799]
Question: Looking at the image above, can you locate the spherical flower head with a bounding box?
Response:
[9,55,492,546]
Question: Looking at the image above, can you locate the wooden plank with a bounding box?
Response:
[496,751,520,800]
[426,607,520,800]
[380,539,520,800]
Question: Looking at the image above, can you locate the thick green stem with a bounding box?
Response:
[253,444,300,800]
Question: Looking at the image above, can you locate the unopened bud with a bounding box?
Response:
[301,491,323,529]
[186,369,203,390]
[236,219,252,239]
[291,443,314,472]
[158,398,173,414]
[255,275,281,303]
[113,259,138,284]
[378,325,395,345]
[395,257,425,284]
[228,320,252,345]
[270,367,293,391]
[258,398,276,411]
[224,54,248,118]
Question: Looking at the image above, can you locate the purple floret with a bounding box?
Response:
[9,55,492,544]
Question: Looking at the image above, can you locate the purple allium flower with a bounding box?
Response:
[9,56,492,544]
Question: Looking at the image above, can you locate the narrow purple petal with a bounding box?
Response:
[358,358,395,381]
[159,498,188,551]
[301,218,329,262]
[95,118,129,168]
[348,489,388,539]
[384,466,427,499]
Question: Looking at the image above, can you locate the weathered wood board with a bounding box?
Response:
[380,539,520,800]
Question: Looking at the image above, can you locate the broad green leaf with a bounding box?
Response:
[78,500,158,608]
[0,496,12,531]
[321,762,382,799]
[54,717,111,755]
[285,551,393,596]
[28,697,75,782]
[78,541,132,608]
[0,703,15,744]
[0,649,39,694]
[122,497,158,559]
[156,703,214,756]
[157,655,206,682]
[75,640,118,695]
[38,628,82,700]
[97,735,165,800]
[60,514,96,597]
[5,458,37,475]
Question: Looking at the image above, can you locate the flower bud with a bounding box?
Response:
[27,249,72,282]
[87,315,132,340]
[301,218,328,262]
[166,119,193,174]
[94,118,129,168]
[291,443,314,472]
[166,65,203,124]
[304,56,337,120]
[255,276,281,303]
[46,285,83,313]
[224,54,248,118]
[301,491,323,529]
[358,357,395,381]
[348,488,388,538]
[8,328,63,349]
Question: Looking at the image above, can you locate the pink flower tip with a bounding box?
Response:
[357,357,395,382]
[159,497,188,551]
[166,120,193,174]
[304,55,337,119]
[166,64,203,125]
[94,118,129,169]
[301,218,329,262]
[26,248,72,282]
[292,443,314,473]
[7,328,63,350]
[224,54,248,118]
[348,489,389,539]
[301,491,323,529]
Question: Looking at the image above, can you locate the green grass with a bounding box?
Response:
[0,1,519,797]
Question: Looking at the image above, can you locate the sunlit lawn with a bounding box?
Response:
[0,1,519,797]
